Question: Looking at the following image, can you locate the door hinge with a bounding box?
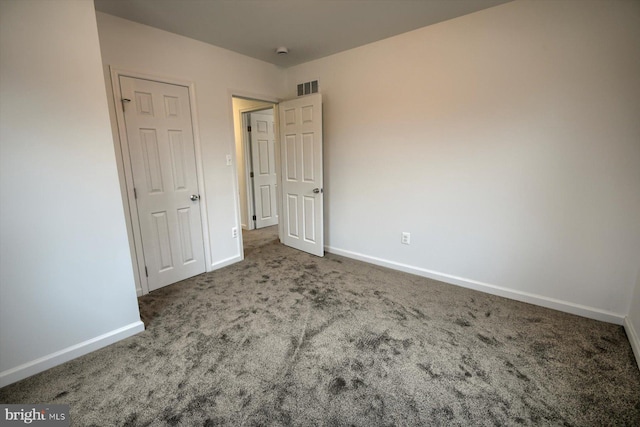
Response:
[252,215,257,221]
[250,172,254,178]
[145,266,148,277]
[133,188,137,199]
[121,98,131,112]
[247,125,252,132]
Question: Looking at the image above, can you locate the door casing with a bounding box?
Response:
[109,67,212,296]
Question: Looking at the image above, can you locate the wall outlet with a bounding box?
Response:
[226,154,232,166]
[232,227,238,238]
[401,232,411,245]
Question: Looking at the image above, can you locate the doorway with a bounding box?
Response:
[232,94,325,258]
[231,97,277,232]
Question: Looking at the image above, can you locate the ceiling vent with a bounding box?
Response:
[297,80,319,96]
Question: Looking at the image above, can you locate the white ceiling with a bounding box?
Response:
[94,0,511,68]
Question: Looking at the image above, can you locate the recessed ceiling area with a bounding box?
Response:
[93,0,511,68]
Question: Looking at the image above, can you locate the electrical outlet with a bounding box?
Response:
[401,232,411,245]
[226,154,232,166]
[232,227,238,238]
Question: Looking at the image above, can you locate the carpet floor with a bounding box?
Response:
[1,226,639,426]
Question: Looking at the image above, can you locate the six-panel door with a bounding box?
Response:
[279,94,324,257]
[250,113,278,228]
[120,76,206,291]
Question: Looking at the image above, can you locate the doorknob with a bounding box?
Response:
[312,188,323,194]
[190,194,200,201]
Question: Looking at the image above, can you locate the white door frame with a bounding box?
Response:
[228,92,282,261]
[109,67,212,296]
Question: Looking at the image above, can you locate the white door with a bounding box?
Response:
[250,112,278,228]
[279,94,324,256]
[120,76,206,291]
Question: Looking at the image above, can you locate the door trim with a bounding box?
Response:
[108,67,212,296]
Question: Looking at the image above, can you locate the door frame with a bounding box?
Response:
[229,93,281,256]
[109,67,212,296]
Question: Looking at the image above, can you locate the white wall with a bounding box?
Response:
[286,0,640,322]
[95,13,285,278]
[0,0,143,386]
[232,98,275,229]
[626,268,640,368]
[1,0,637,388]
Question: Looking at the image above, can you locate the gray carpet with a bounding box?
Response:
[2,225,639,426]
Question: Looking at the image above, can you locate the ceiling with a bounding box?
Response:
[94,0,511,68]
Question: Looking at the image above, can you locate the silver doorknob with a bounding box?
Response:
[190,194,200,201]
[312,188,322,194]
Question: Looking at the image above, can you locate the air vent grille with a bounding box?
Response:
[297,80,319,96]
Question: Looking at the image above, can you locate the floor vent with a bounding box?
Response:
[297,80,319,96]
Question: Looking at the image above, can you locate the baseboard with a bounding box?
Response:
[325,246,625,325]
[210,254,242,271]
[0,321,145,388]
[624,317,640,370]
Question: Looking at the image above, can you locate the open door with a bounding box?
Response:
[279,94,324,256]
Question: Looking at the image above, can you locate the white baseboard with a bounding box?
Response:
[624,317,640,370]
[0,321,145,388]
[210,254,242,271]
[325,246,625,325]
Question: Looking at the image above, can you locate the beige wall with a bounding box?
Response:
[285,0,640,321]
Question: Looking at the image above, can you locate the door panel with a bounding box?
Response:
[120,76,205,291]
[259,185,272,218]
[152,211,173,270]
[279,94,324,256]
[285,134,297,180]
[168,131,188,190]
[303,196,316,242]
[302,133,315,182]
[287,195,299,237]
[250,113,278,228]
